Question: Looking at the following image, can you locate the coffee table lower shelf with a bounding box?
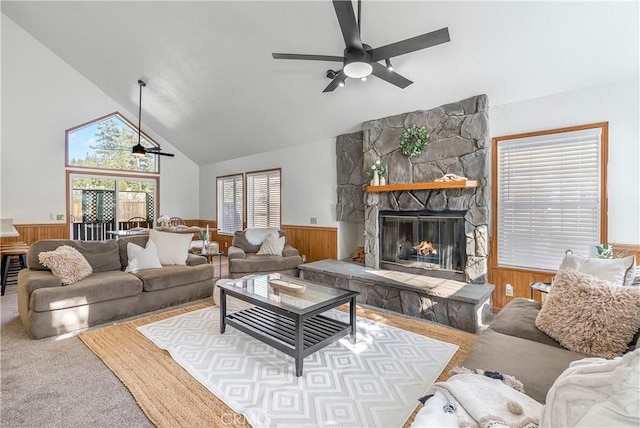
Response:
[226,306,351,375]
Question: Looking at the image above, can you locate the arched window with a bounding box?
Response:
[65,112,161,240]
[66,112,159,173]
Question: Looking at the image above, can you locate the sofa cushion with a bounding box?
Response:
[462,328,587,404]
[125,240,163,273]
[30,271,142,312]
[132,264,213,292]
[28,239,121,273]
[489,298,565,349]
[118,235,149,268]
[535,269,640,359]
[148,229,193,265]
[233,230,286,254]
[229,253,303,274]
[38,245,93,285]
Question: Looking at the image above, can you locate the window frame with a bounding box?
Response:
[216,173,244,236]
[65,111,162,174]
[66,170,160,238]
[246,168,282,229]
[491,122,608,273]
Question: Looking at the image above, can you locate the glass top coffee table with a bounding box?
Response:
[218,273,359,377]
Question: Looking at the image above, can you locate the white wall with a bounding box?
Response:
[491,78,640,244]
[199,138,337,227]
[201,78,640,256]
[1,15,200,224]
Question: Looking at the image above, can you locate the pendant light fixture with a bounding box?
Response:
[131,79,174,157]
[131,79,147,156]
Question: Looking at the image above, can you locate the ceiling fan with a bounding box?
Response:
[132,79,174,157]
[272,0,450,92]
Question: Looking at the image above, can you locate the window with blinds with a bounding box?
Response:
[495,124,607,271]
[216,174,243,235]
[247,169,281,229]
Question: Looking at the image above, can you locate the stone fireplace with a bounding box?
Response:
[362,94,490,283]
[326,94,494,333]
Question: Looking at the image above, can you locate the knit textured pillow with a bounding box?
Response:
[256,235,285,256]
[535,269,640,358]
[38,245,93,285]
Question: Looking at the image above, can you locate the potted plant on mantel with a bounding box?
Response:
[369,160,386,186]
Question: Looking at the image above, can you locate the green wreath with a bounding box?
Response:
[399,125,429,158]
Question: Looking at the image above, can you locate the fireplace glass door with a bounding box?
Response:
[379,211,466,279]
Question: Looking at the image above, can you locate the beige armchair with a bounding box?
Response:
[227,229,303,279]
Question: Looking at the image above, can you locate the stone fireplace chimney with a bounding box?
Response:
[360,95,490,283]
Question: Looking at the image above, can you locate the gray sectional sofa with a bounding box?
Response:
[18,236,214,339]
[462,298,638,403]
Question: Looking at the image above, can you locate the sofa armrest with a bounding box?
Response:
[282,245,299,257]
[186,253,207,266]
[17,269,62,295]
[228,246,246,260]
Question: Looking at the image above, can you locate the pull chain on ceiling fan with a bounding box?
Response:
[131,79,174,157]
[272,0,450,92]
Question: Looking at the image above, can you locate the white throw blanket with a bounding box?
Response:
[244,227,279,245]
[542,348,640,427]
[413,374,543,428]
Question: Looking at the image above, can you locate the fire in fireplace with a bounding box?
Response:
[379,210,467,280]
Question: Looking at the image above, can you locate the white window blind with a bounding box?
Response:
[216,174,243,234]
[497,127,603,271]
[247,170,281,229]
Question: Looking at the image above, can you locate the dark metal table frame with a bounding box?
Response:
[219,279,358,377]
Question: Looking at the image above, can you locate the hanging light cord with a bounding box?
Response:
[137,79,146,145]
[357,0,361,37]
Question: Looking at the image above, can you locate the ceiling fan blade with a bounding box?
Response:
[272,53,344,62]
[154,151,175,157]
[332,0,363,50]
[370,27,450,62]
[323,69,346,93]
[146,147,175,157]
[371,62,413,89]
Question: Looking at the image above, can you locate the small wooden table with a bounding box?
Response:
[203,251,223,279]
[529,281,552,299]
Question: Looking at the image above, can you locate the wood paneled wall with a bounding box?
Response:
[488,241,640,310]
[0,224,69,245]
[186,221,338,262]
[280,225,337,262]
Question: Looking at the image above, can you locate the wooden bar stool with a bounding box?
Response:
[1,242,29,296]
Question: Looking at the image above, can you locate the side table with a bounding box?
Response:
[529,281,552,299]
[203,251,223,279]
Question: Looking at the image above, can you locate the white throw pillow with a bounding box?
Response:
[559,253,636,285]
[244,227,279,245]
[125,240,162,273]
[148,229,193,265]
[257,235,285,256]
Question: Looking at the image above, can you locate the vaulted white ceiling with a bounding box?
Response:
[2,1,638,165]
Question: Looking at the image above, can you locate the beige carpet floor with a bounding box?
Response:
[80,301,477,428]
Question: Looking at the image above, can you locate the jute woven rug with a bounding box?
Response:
[80,302,476,428]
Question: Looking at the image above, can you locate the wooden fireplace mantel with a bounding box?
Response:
[366,180,479,193]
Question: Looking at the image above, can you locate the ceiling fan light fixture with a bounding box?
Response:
[360,76,368,82]
[343,61,372,78]
[338,80,345,87]
[385,59,394,71]
[132,143,146,156]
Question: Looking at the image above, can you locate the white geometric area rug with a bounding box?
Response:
[137,307,458,428]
